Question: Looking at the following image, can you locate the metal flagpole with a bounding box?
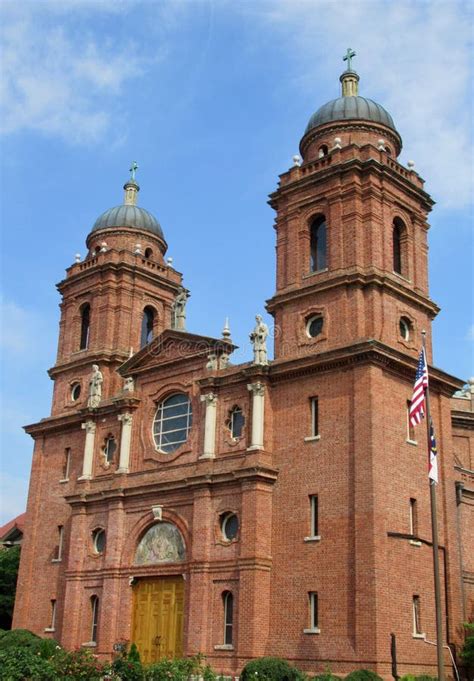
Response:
[421,330,445,681]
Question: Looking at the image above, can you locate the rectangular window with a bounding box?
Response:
[309,592,318,630]
[62,448,71,480]
[409,498,417,536]
[54,525,64,561]
[49,599,56,630]
[407,400,416,442]
[310,495,319,538]
[311,397,319,437]
[412,595,422,635]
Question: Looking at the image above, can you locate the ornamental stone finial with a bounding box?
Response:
[124,162,140,206]
[340,49,360,96]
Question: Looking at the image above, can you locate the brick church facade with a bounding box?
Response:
[13,60,474,678]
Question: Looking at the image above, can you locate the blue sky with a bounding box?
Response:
[1,0,473,524]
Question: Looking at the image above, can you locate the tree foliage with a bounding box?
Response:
[0,546,21,629]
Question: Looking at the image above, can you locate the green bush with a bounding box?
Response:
[400,676,437,681]
[345,671,383,681]
[0,628,41,650]
[146,654,216,681]
[460,622,474,666]
[314,674,340,681]
[50,648,105,680]
[129,642,141,663]
[0,646,57,680]
[240,656,306,681]
[110,655,144,680]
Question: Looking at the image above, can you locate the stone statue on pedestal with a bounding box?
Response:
[88,364,103,409]
[250,314,269,365]
[172,289,189,330]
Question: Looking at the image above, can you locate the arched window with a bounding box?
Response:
[140,306,155,347]
[223,591,233,645]
[79,304,90,350]
[144,247,153,259]
[318,145,328,158]
[393,217,406,275]
[310,216,327,272]
[228,407,244,439]
[90,595,99,643]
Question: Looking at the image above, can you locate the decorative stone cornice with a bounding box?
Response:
[64,464,279,508]
[451,410,474,431]
[267,339,463,397]
[48,349,130,379]
[266,268,439,317]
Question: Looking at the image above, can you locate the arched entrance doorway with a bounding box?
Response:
[131,522,186,663]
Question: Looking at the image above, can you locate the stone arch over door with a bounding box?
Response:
[134,521,186,565]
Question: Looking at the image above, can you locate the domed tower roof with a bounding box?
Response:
[305,94,396,135]
[300,48,402,157]
[90,162,165,241]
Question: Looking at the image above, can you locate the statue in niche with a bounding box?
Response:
[206,353,217,370]
[249,314,269,365]
[88,364,103,409]
[172,288,189,331]
[134,522,186,565]
[123,377,135,393]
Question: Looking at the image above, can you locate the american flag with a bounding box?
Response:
[429,420,439,483]
[409,348,428,426]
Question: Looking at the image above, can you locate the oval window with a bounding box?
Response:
[71,383,81,401]
[399,317,412,341]
[153,393,192,453]
[221,513,239,541]
[306,316,324,338]
[92,528,106,554]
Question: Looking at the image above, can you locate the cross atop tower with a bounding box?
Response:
[129,161,139,182]
[343,48,356,71]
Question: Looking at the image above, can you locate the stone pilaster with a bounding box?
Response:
[247,382,265,450]
[116,412,133,473]
[200,393,218,458]
[79,420,96,480]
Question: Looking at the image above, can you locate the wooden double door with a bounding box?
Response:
[131,576,184,663]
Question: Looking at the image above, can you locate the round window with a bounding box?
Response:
[399,317,411,341]
[92,528,106,554]
[71,383,81,401]
[306,316,324,338]
[153,393,193,453]
[221,513,239,541]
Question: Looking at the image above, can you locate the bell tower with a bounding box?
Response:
[266,53,439,363]
[50,165,184,415]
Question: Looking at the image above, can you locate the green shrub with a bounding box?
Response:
[110,654,144,681]
[146,654,216,681]
[240,656,306,681]
[0,646,56,680]
[0,628,41,650]
[345,671,383,681]
[129,642,141,663]
[314,674,340,681]
[49,648,105,680]
[400,677,437,681]
[460,622,474,666]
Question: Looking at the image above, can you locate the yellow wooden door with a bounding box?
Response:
[132,577,184,664]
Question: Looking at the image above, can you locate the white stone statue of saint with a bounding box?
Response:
[250,314,269,365]
[88,364,103,409]
[172,289,189,330]
[123,376,134,393]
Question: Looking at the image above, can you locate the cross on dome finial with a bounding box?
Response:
[343,48,356,71]
[129,161,139,182]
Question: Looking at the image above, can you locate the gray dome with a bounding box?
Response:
[91,204,164,240]
[305,96,397,135]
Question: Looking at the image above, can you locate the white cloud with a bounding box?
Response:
[0,295,56,360]
[240,0,473,209]
[0,2,146,144]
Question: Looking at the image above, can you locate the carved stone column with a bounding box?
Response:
[200,392,218,458]
[79,420,96,480]
[116,412,133,474]
[247,382,265,450]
